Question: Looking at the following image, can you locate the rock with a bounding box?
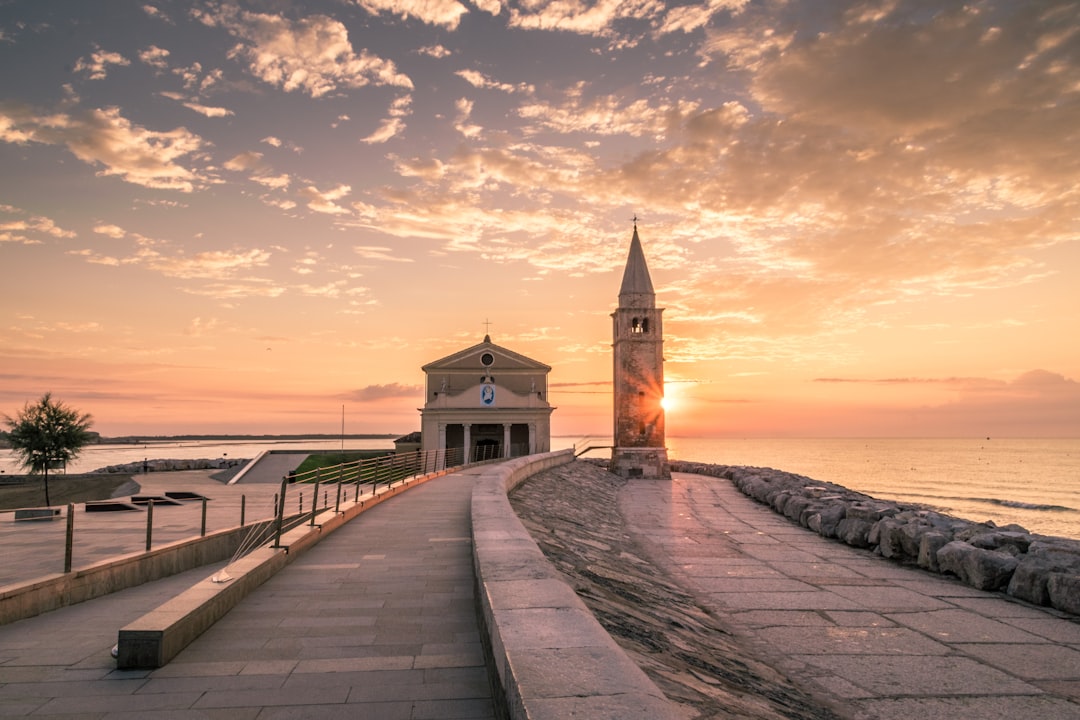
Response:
[917,531,950,572]
[937,541,1018,591]
[1007,541,1080,607]
[1047,574,1080,615]
[836,517,873,548]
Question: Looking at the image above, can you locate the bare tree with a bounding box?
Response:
[3,393,94,507]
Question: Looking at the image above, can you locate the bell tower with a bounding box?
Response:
[611,221,670,479]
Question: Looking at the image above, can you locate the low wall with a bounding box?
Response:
[471,450,682,720]
[0,521,277,626]
[673,461,1080,616]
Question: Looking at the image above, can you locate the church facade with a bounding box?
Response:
[419,336,553,461]
[611,224,670,479]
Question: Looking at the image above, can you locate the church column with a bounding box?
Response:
[437,424,447,470]
[463,423,472,462]
[503,423,512,458]
[528,423,536,454]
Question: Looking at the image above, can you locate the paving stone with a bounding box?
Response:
[886,608,1048,644]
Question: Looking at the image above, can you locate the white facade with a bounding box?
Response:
[419,336,553,460]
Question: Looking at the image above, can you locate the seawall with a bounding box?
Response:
[672,461,1080,616]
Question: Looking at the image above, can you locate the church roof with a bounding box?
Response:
[421,335,551,373]
[618,226,656,308]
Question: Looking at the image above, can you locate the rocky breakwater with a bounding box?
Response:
[672,461,1080,617]
[91,458,248,474]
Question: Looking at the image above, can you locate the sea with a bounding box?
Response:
[1,436,1077,540]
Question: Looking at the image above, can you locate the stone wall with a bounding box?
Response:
[672,461,1080,617]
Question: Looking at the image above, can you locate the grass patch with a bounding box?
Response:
[0,474,138,511]
[293,450,393,476]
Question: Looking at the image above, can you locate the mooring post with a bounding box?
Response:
[63,503,74,573]
[145,499,154,552]
[200,497,208,537]
[240,494,246,527]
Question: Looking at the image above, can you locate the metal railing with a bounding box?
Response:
[2,444,525,585]
[268,443,526,547]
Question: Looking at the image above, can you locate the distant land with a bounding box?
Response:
[99,434,400,444]
[0,433,400,449]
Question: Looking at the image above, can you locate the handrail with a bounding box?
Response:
[268,442,531,547]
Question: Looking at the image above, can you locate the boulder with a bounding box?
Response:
[1007,541,1080,606]
[1047,574,1080,615]
[836,518,873,548]
[917,531,950,573]
[937,541,1018,591]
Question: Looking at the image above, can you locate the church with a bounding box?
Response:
[418,336,554,461]
[416,223,668,478]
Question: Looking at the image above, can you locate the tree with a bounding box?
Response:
[3,393,94,507]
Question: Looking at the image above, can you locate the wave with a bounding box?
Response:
[966,497,1076,512]
[888,491,1076,513]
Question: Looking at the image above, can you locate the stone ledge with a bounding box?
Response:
[471,450,683,720]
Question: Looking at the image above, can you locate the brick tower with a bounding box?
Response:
[610,222,669,479]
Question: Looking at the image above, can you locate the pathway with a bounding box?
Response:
[0,468,496,719]
[621,472,1080,720]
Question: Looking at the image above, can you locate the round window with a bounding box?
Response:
[481,352,495,367]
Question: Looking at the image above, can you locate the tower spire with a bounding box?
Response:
[618,223,655,307]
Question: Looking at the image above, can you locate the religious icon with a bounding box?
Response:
[481,384,495,406]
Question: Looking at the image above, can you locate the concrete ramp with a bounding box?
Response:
[229,451,309,485]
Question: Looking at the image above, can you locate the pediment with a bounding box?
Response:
[422,338,550,373]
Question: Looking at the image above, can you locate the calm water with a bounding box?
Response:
[559,436,1080,540]
[3,436,1077,539]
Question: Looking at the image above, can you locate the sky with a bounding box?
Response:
[0,0,1078,440]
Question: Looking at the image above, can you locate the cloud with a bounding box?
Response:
[73,47,130,79]
[343,383,422,401]
[0,206,76,245]
[223,151,266,172]
[361,94,412,144]
[139,45,171,69]
[507,0,662,36]
[354,245,414,262]
[456,69,534,94]
[298,183,352,214]
[352,0,469,30]
[417,44,452,58]
[0,103,206,191]
[518,86,698,138]
[196,6,413,96]
[93,223,127,239]
[657,0,748,35]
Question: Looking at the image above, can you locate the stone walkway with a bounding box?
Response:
[0,468,496,719]
[622,472,1080,720]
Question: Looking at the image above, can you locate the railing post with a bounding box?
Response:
[335,479,342,513]
[200,497,208,537]
[272,476,287,548]
[310,470,321,527]
[240,494,246,527]
[145,499,154,552]
[63,503,74,573]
